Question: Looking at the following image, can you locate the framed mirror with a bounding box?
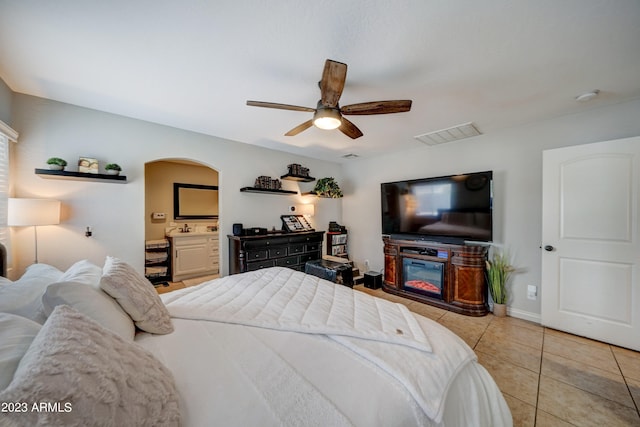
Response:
[173,183,219,220]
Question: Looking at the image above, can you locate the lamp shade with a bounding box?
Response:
[8,198,61,226]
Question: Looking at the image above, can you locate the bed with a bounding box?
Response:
[0,256,512,426]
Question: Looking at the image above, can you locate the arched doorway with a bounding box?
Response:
[144,159,220,291]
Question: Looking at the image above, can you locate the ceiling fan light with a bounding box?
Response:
[313,108,341,130]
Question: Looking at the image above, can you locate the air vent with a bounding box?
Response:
[342,153,359,159]
[414,122,481,146]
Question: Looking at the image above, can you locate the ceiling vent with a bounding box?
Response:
[414,122,481,146]
[342,153,359,159]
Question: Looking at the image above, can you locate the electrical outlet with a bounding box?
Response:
[527,285,537,300]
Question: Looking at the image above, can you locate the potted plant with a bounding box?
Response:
[313,177,343,198]
[105,163,122,175]
[485,249,514,317]
[46,157,67,171]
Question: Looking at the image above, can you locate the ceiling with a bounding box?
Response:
[1,1,639,162]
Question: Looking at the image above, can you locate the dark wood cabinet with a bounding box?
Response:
[382,236,488,316]
[228,231,324,274]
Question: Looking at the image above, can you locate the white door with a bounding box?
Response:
[542,136,640,351]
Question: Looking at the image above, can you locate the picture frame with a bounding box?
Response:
[78,157,99,174]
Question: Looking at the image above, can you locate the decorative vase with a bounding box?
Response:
[48,164,64,171]
[493,303,507,317]
[106,169,120,175]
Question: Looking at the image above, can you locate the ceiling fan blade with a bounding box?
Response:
[285,120,314,136]
[320,60,347,108]
[338,117,363,139]
[247,100,315,112]
[341,100,412,115]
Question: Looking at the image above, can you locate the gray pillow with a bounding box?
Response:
[0,305,181,426]
[42,281,135,341]
[100,256,173,334]
[0,313,41,390]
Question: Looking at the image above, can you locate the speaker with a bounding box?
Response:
[232,223,243,236]
[364,271,382,289]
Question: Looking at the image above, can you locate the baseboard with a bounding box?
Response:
[506,307,541,324]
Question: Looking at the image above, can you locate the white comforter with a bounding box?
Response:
[158,267,494,424]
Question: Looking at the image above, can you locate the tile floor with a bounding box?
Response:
[357,285,640,427]
[156,277,640,426]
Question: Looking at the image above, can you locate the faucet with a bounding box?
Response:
[183,223,192,232]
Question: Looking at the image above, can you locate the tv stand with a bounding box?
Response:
[383,236,488,316]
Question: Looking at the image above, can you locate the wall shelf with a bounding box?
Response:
[280,173,315,182]
[35,168,127,183]
[240,187,297,195]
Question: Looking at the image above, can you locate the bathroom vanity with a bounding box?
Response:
[168,231,219,282]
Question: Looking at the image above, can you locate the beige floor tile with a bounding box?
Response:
[475,334,542,373]
[484,321,543,351]
[543,334,620,374]
[626,376,640,410]
[477,350,539,406]
[538,375,640,427]
[502,394,535,427]
[541,351,634,408]
[544,327,610,350]
[406,301,447,321]
[491,315,543,333]
[437,317,488,348]
[612,346,640,381]
[534,409,575,427]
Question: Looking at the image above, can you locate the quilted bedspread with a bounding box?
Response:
[161,267,477,423]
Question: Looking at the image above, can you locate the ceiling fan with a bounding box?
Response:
[246,59,412,139]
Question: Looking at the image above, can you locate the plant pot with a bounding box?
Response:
[48,164,64,171]
[493,303,507,317]
[106,170,120,175]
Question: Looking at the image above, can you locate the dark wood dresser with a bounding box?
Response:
[228,231,324,274]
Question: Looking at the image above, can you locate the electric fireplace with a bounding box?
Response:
[402,258,444,299]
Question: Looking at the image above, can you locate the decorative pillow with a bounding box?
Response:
[42,281,135,341]
[0,305,181,426]
[0,263,64,323]
[0,313,41,390]
[58,259,103,288]
[100,256,173,334]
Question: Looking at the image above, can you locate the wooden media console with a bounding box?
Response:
[383,236,489,316]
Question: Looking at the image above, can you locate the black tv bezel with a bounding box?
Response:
[380,170,493,244]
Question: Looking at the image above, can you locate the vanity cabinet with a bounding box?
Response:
[169,233,219,282]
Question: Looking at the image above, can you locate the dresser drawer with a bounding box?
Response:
[247,259,275,271]
[275,256,299,267]
[246,250,268,261]
[306,242,321,252]
[244,237,288,250]
[299,253,320,264]
[268,247,288,258]
[289,244,305,254]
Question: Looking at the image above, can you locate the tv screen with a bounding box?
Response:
[381,171,493,243]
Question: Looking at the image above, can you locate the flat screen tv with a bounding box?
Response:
[381,171,493,243]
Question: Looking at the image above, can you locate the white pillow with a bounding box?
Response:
[0,263,64,323]
[0,305,182,426]
[58,259,103,288]
[42,281,135,341]
[0,313,41,390]
[100,256,173,334]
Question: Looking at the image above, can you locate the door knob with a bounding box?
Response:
[544,245,554,252]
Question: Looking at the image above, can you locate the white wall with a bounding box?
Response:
[342,98,640,322]
[10,94,342,277]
